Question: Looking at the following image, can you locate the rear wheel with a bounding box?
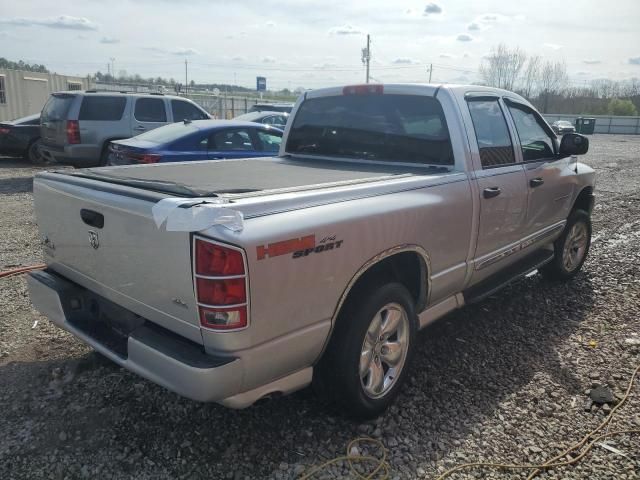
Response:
[98,145,111,167]
[26,139,47,165]
[541,209,591,281]
[316,283,417,419]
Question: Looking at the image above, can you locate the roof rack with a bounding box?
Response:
[149,92,165,96]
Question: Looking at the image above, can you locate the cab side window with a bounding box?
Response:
[467,99,515,168]
[505,101,555,161]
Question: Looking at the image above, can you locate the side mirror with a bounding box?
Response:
[559,133,589,156]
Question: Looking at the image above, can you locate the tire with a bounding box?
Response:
[541,209,591,281]
[26,139,47,165]
[98,145,111,167]
[316,282,417,419]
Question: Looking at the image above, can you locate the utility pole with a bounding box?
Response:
[185,59,188,95]
[110,57,115,82]
[428,63,433,83]
[361,34,371,83]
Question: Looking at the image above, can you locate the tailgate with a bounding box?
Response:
[33,174,203,343]
[40,93,75,147]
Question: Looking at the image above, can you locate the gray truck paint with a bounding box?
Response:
[28,84,595,407]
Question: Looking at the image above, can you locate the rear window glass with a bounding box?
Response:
[286,94,453,165]
[79,96,126,121]
[135,122,198,143]
[135,98,167,122]
[171,100,208,121]
[41,95,75,121]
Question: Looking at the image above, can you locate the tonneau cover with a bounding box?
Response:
[64,157,441,197]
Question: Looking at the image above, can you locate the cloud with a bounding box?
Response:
[392,57,419,64]
[262,56,276,63]
[171,47,198,56]
[423,3,442,15]
[467,13,523,32]
[100,36,119,44]
[629,57,640,65]
[328,24,363,35]
[231,55,246,62]
[583,59,601,65]
[265,21,275,27]
[463,52,471,58]
[0,15,98,30]
[543,43,562,50]
[456,34,474,42]
[439,53,455,59]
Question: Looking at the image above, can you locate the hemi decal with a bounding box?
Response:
[257,235,316,260]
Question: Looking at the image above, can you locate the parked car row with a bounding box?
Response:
[0,90,293,166]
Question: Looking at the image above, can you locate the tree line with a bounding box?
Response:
[0,57,49,73]
[479,44,639,115]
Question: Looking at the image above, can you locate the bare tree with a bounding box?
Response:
[479,43,528,90]
[520,55,542,99]
[538,60,569,112]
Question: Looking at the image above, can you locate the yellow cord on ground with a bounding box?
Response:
[298,437,390,480]
[300,364,639,479]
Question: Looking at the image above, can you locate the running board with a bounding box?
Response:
[463,249,554,304]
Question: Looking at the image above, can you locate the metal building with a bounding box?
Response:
[0,69,89,122]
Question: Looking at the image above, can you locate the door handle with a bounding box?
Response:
[529,177,544,188]
[133,126,146,131]
[483,187,501,199]
[80,209,104,229]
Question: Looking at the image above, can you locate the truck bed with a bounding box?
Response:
[63,156,447,198]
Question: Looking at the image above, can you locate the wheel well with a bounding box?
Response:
[573,186,594,214]
[342,251,428,315]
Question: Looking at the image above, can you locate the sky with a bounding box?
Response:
[1,0,639,90]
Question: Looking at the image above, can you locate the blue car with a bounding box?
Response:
[108,120,283,165]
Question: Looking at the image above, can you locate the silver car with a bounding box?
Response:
[39,91,210,167]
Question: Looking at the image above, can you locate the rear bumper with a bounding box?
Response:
[39,143,100,166]
[27,270,244,403]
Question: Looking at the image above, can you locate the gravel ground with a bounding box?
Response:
[1,135,639,479]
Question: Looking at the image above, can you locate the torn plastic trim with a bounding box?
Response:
[152,197,244,232]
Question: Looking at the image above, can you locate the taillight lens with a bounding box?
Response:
[66,120,81,144]
[196,240,245,276]
[194,237,248,331]
[196,278,246,305]
[199,306,247,330]
[140,154,161,164]
[127,152,161,164]
[0,127,10,135]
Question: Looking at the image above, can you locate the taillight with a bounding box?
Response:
[127,152,161,164]
[343,84,384,95]
[194,236,248,331]
[140,154,161,164]
[66,120,81,144]
[0,127,10,135]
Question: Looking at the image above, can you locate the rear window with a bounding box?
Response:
[79,96,127,121]
[135,98,167,122]
[171,100,208,121]
[134,122,198,143]
[286,94,453,165]
[41,94,75,121]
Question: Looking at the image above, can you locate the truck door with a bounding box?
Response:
[503,99,575,237]
[465,96,529,278]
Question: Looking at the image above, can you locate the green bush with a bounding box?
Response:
[607,98,638,116]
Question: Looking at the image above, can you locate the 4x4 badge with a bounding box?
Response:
[88,230,100,250]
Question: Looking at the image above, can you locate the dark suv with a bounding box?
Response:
[39,91,210,167]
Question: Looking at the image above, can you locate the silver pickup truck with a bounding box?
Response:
[28,84,594,418]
